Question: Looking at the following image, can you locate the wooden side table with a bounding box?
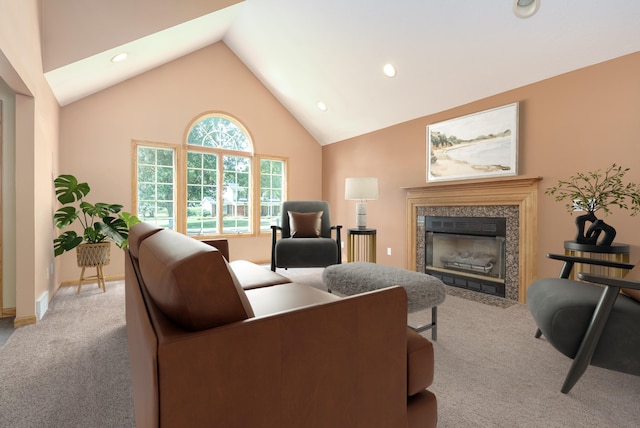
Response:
[564,241,631,279]
[347,228,376,263]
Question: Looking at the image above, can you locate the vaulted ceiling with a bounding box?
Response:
[42,0,640,145]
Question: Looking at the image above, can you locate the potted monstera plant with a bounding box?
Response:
[545,163,640,246]
[53,174,140,269]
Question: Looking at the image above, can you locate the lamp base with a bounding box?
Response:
[355,201,368,229]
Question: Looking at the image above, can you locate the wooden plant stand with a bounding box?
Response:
[76,242,111,294]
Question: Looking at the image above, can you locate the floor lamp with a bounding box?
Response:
[345,177,379,229]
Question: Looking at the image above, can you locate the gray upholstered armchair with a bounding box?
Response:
[527,253,640,393]
[270,200,342,271]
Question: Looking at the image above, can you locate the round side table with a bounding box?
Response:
[347,228,377,263]
[564,241,631,279]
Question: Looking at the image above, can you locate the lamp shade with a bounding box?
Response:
[345,177,379,201]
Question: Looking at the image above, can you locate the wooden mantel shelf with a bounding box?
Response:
[405,175,542,303]
[402,175,542,192]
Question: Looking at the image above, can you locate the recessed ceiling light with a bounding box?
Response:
[317,101,328,111]
[513,0,540,18]
[383,63,397,78]
[111,52,128,63]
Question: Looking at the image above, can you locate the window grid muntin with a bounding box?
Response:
[187,115,251,151]
[186,151,218,235]
[136,145,176,229]
[134,115,287,239]
[259,158,285,232]
[222,155,251,234]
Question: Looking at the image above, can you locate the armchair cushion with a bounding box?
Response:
[527,277,640,375]
[288,210,323,238]
[274,237,339,268]
[138,229,254,331]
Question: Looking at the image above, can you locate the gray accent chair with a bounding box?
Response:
[527,253,640,393]
[270,200,342,271]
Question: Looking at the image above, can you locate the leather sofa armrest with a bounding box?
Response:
[201,238,230,261]
[152,286,411,427]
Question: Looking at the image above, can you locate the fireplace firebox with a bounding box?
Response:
[425,216,507,297]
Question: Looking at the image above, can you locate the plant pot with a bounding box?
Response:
[76,242,111,294]
[76,242,111,267]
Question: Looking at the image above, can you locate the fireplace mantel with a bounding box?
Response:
[405,176,542,303]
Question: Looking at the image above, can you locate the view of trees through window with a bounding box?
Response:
[134,113,286,237]
[260,159,284,231]
[136,146,176,229]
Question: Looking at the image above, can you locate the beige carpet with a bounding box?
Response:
[1,269,639,427]
[284,268,640,428]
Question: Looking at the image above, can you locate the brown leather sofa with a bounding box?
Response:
[125,222,437,427]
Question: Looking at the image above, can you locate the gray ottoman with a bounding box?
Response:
[323,262,446,339]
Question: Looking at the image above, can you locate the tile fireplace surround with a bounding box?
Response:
[405,176,542,304]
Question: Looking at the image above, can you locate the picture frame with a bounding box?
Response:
[427,102,518,182]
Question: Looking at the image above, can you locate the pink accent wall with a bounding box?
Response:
[323,52,640,281]
[2,0,640,317]
[58,42,322,282]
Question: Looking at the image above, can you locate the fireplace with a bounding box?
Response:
[405,176,542,304]
[424,216,507,297]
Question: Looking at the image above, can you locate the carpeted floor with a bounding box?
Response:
[0,281,135,428]
[1,269,639,427]
[0,316,15,347]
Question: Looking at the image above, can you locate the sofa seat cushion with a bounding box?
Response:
[407,329,435,396]
[407,390,438,428]
[246,283,340,317]
[229,260,292,290]
[138,229,254,331]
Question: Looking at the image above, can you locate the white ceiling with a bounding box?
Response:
[42,0,640,146]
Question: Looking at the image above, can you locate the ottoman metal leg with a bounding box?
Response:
[410,306,438,341]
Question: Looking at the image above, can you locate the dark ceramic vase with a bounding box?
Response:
[574,211,616,246]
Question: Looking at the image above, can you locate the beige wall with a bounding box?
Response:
[58,42,322,283]
[323,52,640,282]
[0,0,60,322]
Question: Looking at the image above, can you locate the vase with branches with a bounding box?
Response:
[545,164,640,246]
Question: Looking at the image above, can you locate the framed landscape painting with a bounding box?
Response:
[427,102,518,182]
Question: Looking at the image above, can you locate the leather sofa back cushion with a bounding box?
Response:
[288,211,323,238]
[138,229,254,331]
[128,222,163,259]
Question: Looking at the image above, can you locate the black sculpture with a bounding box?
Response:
[575,211,616,246]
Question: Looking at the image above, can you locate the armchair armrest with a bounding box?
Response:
[577,272,640,291]
[331,224,343,262]
[270,225,282,271]
[546,253,634,279]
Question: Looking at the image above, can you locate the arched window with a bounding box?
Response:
[133,113,286,237]
[186,115,252,151]
[185,114,253,235]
